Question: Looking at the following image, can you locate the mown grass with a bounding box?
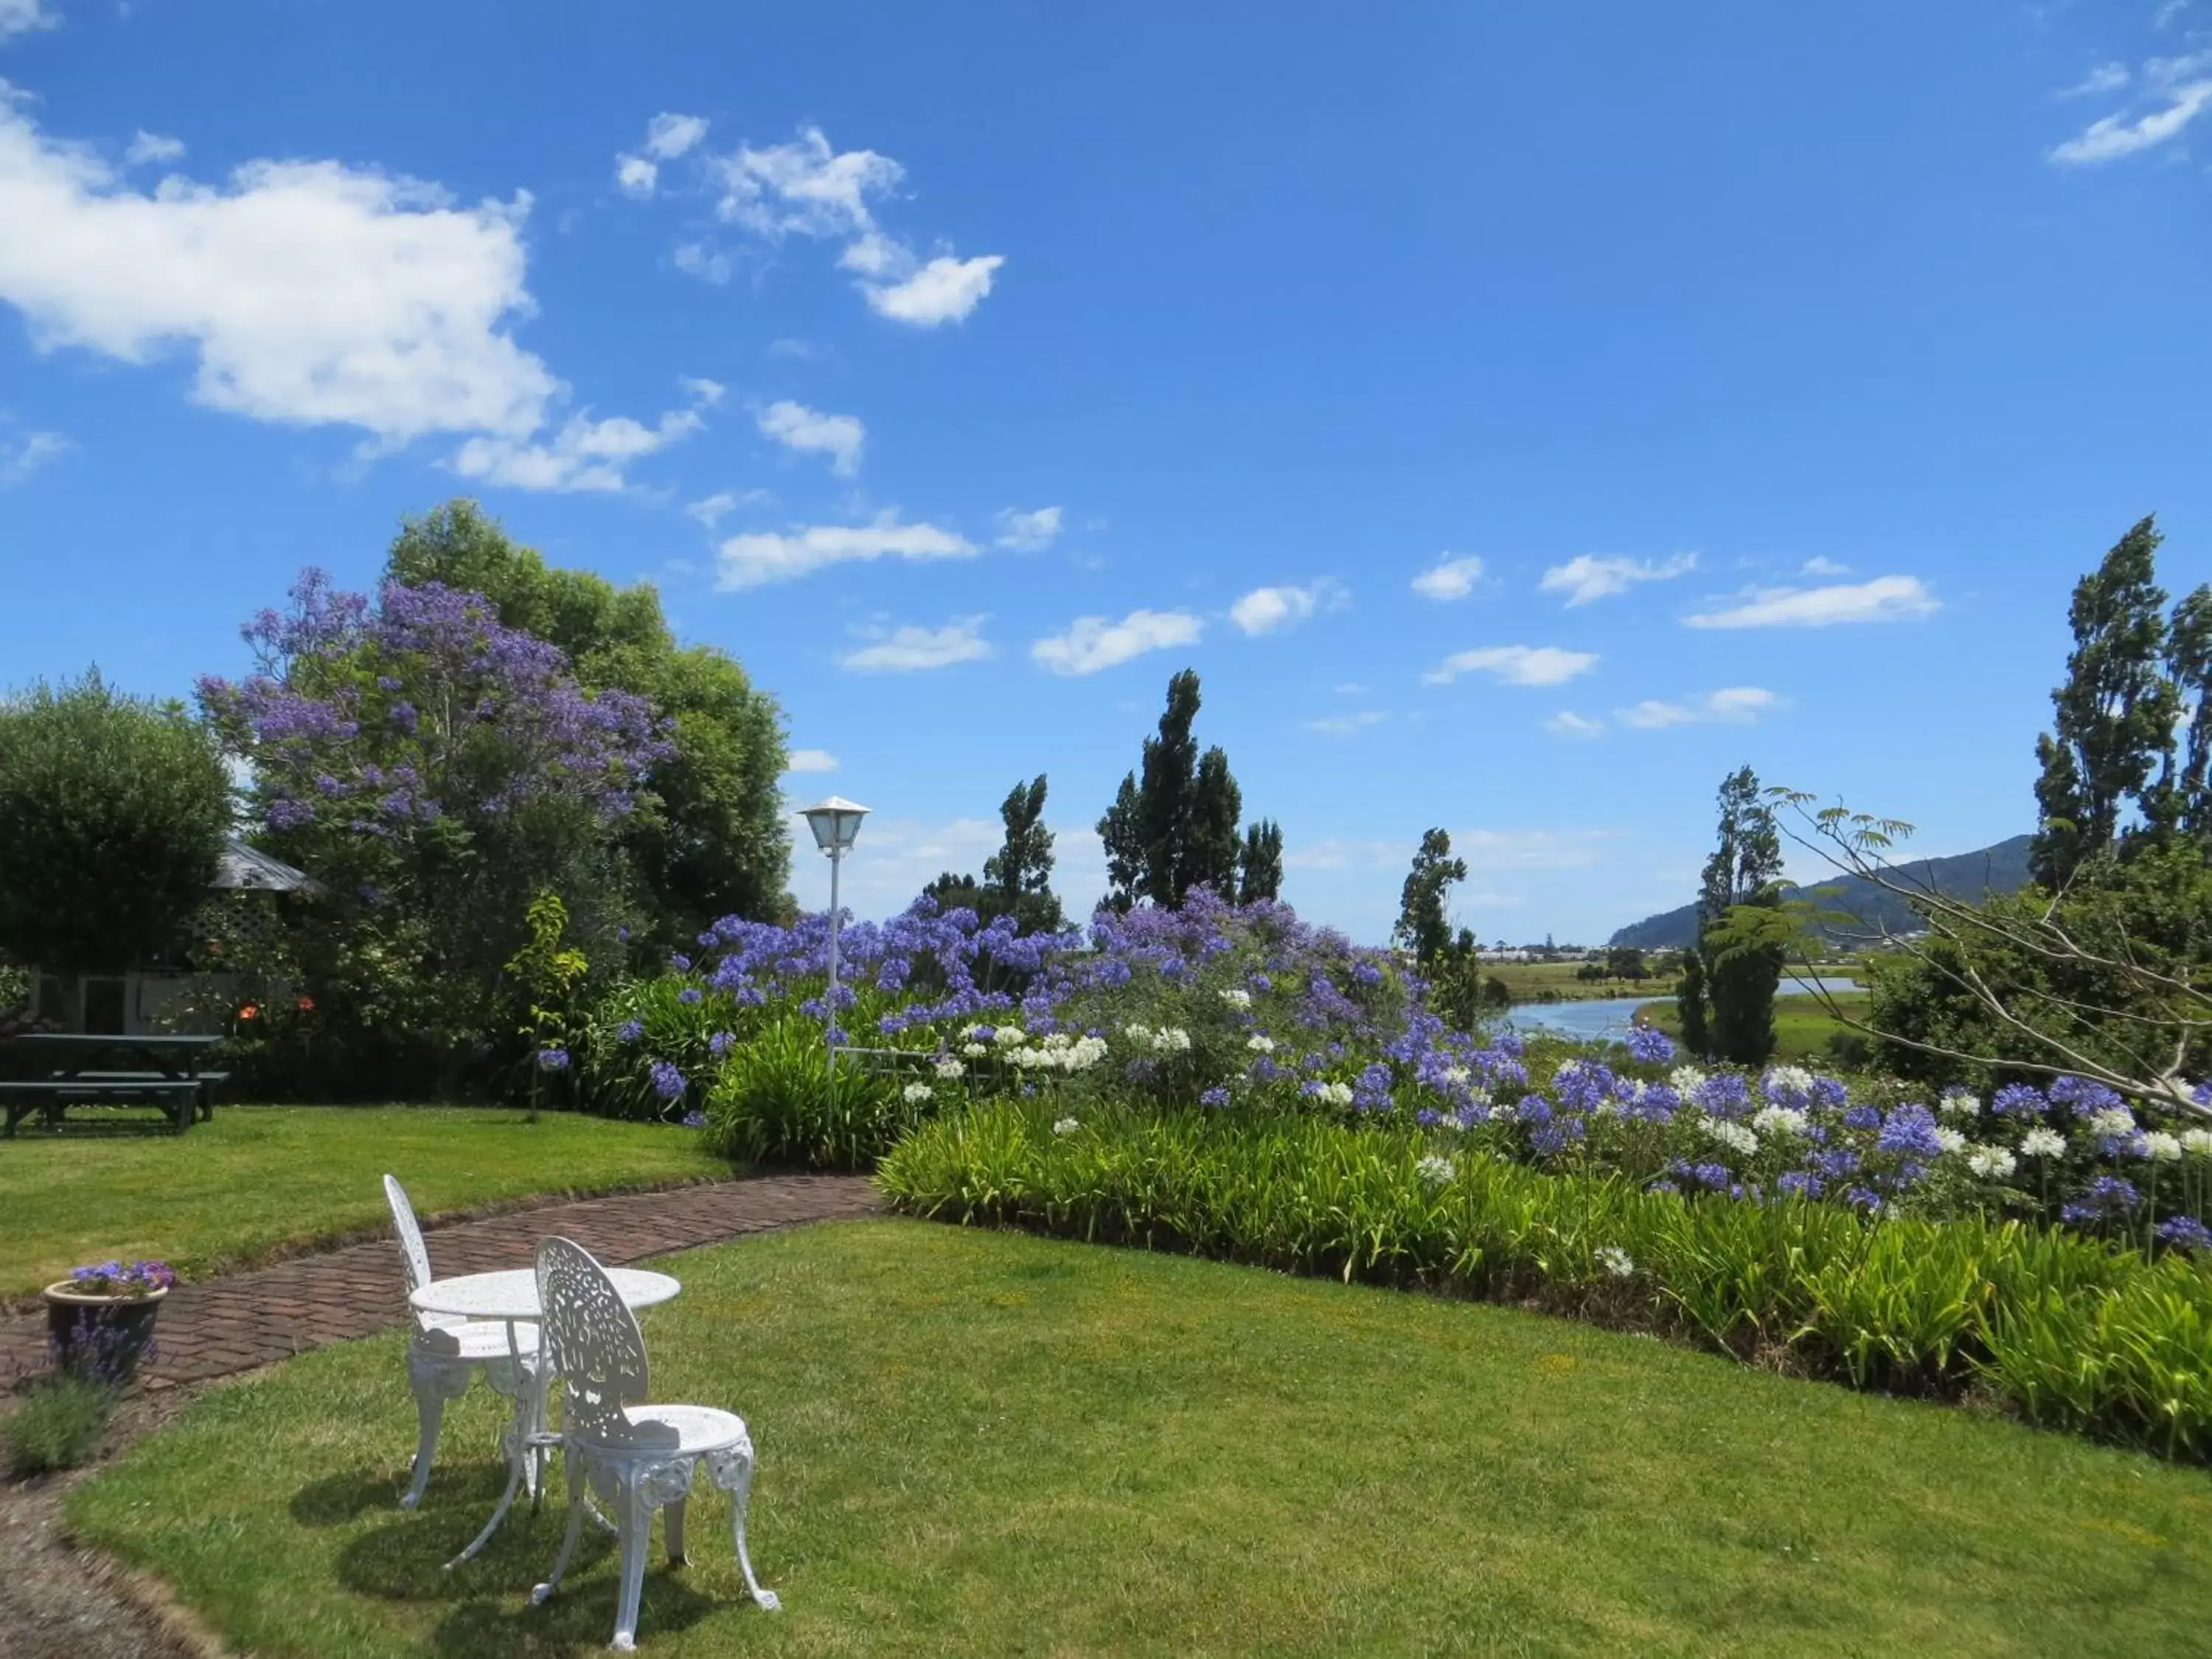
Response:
[72,1220,2212,1657]
[0,1106,724,1297]
[1641,991,1871,1062]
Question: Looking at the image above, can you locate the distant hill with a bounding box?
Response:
[1608,835,2035,952]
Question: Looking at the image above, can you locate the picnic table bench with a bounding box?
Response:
[0,1034,227,1136]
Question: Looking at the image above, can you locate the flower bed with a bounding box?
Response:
[877,1102,2212,1459]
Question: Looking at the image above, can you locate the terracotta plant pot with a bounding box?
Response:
[42,1283,167,1382]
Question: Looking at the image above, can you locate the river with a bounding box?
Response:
[1505,977,1863,1043]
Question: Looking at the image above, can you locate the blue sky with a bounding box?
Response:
[1,1,2208,942]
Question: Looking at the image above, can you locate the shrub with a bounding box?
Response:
[701,1015,921,1169]
[878,1102,2212,1459]
[4,1373,114,1477]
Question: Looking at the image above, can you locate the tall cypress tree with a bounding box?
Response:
[1695,766,1784,1065]
[1237,819,1284,902]
[1098,669,1264,909]
[2160,584,2212,844]
[2031,516,2179,886]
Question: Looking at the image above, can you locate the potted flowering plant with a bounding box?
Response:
[44,1259,175,1381]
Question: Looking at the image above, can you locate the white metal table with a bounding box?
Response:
[408,1265,681,1568]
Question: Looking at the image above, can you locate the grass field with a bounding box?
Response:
[1481,959,1668,1004]
[1639,992,1871,1063]
[72,1220,2212,1658]
[0,1106,723,1298]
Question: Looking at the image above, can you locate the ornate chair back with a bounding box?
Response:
[383,1174,441,1332]
[536,1236,650,1447]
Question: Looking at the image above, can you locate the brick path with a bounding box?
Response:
[0,1175,880,1389]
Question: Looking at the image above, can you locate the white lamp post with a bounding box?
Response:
[801,796,869,1079]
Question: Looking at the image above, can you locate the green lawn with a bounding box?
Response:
[1641,992,1871,1063]
[0,1106,723,1297]
[72,1220,2212,1658]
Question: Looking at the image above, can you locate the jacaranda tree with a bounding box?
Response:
[196,569,669,1094]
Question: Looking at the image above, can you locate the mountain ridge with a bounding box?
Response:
[1607,834,2035,952]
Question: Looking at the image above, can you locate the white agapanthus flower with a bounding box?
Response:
[1751,1105,1809,1140]
[2020,1127,2068,1158]
[1415,1153,1457,1186]
[1052,1116,1080,1135]
[1315,1081,1355,1107]
[1154,1026,1193,1054]
[993,1025,1027,1046]
[1220,987,1253,1009]
[1596,1245,1635,1280]
[1246,1034,1277,1054]
[2183,1129,2212,1158]
[902,1082,934,1105]
[1939,1091,1982,1119]
[1669,1065,1708,1096]
[2088,1107,2138,1138]
[961,1042,989,1057]
[2146,1131,2185,1162]
[1762,1065,1816,1099]
[1935,1127,1969,1156]
[1966,1144,2017,1180]
[1011,1033,1111,1074]
[933,1057,967,1080]
[1441,1065,1471,1088]
[1704,1120,1759,1156]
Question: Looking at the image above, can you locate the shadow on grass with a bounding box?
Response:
[304,1461,731,1655]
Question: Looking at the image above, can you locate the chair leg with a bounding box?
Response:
[726,1453,781,1612]
[664,1496,687,1566]
[612,1486,653,1652]
[402,1379,445,1510]
[531,1449,590,1607]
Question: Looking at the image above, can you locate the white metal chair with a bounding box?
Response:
[530,1234,779,1651]
[383,1173,545,1510]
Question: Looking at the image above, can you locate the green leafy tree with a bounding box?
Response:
[2031,516,2180,886]
[1394,828,1467,965]
[1695,766,1783,1063]
[2156,582,2212,843]
[506,891,589,1121]
[0,672,229,978]
[386,501,789,943]
[925,775,1065,934]
[1098,670,1260,908]
[1676,945,1711,1055]
[1186,747,1243,897]
[1237,819,1284,903]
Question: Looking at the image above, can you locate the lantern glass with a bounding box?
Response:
[801,796,870,852]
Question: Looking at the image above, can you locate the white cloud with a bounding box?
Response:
[785,748,839,774]
[1545,711,1605,740]
[1229,578,1346,636]
[644,113,709,161]
[450,404,703,493]
[1619,686,1779,728]
[757,398,864,475]
[838,616,992,673]
[686,487,768,529]
[679,375,725,407]
[1411,554,1484,601]
[2059,63,2132,98]
[123,131,184,166]
[0,94,557,448]
[616,154,658,198]
[1421,645,1599,687]
[699,125,1003,324]
[716,511,976,589]
[1031,609,1203,677]
[995,505,1062,551]
[672,241,734,284]
[1303,710,1385,737]
[1684,574,1938,629]
[0,428,66,485]
[2051,76,2212,164]
[0,0,54,41]
[1539,552,1697,607]
[1798,555,1850,577]
[861,253,1004,326]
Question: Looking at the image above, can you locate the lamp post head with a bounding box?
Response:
[801,796,871,855]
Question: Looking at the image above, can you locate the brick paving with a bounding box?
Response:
[1,1174,880,1388]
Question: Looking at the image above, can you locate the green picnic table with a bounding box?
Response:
[0,1034,228,1136]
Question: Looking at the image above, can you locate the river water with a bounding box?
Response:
[1506,977,1863,1043]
